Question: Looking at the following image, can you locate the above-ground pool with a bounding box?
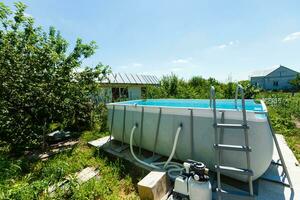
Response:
[107,99,273,182]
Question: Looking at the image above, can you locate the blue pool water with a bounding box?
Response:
[114,99,265,111]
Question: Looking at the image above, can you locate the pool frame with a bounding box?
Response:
[106,99,273,182]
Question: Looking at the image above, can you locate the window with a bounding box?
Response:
[141,87,146,98]
[112,87,120,100]
[120,88,128,98]
[273,81,279,87]
[112,87,128,101]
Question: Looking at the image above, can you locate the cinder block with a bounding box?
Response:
[138,171,170,200]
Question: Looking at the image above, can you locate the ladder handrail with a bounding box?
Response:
[235,84,247,126]
[210,86,215,109]
[235,84,244,109]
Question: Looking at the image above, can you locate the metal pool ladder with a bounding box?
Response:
[211,85,254,200]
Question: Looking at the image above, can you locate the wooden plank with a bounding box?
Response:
[76,167,100,183]
[47,167,100,196]
[88,136,111,148]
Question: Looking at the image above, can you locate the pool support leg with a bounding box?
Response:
[189,109,194,158]
[153,107,162,157]
[121,105,126,146]
[115,106,129,153]
[139,107,144,156]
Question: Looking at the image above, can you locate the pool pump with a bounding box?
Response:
[173,160,212,200]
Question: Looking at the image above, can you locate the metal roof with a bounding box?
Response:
[250,68,277,77]
[102,73,160,85]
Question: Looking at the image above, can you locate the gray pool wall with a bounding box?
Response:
[107,102,273,182]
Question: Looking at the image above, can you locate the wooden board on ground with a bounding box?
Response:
[47,167,100,195]
[30,139,79,161]
[88,136,111,148]
[76,167,100,183]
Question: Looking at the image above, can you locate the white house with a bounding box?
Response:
[250,65,299,90]
[100,73,160,102]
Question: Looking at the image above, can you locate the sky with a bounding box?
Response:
[3,0,300,81]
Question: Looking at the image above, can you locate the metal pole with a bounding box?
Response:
[153,107,162,156]
[139,106,144,155]
[109,105,115,149]
[267,113,294,189]
[235,85,239,109]
[189,109,194,158]
[121,106,126,145]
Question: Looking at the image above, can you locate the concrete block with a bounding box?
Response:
[138,171,170,200]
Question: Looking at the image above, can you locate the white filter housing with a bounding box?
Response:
[189,178,212,200]
[173,176,189,196]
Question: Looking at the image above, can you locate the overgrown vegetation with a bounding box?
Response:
[256,92,300,160]
[0,2,110,150]
[0,130,142,199]
[146,74,259,99]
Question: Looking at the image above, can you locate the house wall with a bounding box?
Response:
[251,77,265,88]
[264,67,297,90]
[98,86,144,102]
[251,66,298,90]
[128,87,142,99]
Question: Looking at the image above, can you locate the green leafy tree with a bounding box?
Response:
[223,82,235,99]
[160,74,180,97]
[0,2,109,149]
[238,80,260,99]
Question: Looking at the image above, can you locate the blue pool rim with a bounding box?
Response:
[107,99,268,113]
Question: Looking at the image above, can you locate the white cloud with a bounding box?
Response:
[217,44,227,49]
[171,57,192,64]
[283,32,300,42]
[216,40,239,49]
[132,63,143,67]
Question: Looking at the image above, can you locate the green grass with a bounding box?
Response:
[0,130,144,199]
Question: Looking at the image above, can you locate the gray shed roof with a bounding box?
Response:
[102,73,160,85]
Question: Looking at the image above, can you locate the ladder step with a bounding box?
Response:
[216,123,249,129]
[214,144,252,152]
[216,188,256,200]
[215,165,253,176]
